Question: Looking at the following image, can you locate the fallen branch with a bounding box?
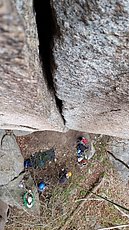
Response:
[75,198,103,202]
[58,173,104,230]
[113,205,129,219]
[98,224,129,230]
[91,192,129,213]
[75,198,129,218]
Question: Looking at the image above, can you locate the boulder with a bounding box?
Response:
[53,0,129,138]
[12,130,32,136]
[0,130,40,215]
[0,172,40,216]
[108,138,129,182]
[1,0,129,138]
[0,199,9,230]
[0,133,24,186]
[0,0,64,133]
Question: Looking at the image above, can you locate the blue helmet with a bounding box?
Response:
[38,182,46,192]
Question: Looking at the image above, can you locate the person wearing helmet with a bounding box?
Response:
[59,168,72,184]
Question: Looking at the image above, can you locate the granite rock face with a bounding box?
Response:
[1,0,129,138]
[53,0,129,138]
[0,131,40,214]
[0,0,64,133]
[108,138,129,182]
[0,199,9,230]
[0,172,40,215]
[0,131,24,186]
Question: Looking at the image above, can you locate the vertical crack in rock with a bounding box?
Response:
[33,0,65,124]
[107,150,129,170]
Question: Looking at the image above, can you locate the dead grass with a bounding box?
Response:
[5,132,129,230]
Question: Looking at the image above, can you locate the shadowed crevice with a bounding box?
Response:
[33,0,65,124]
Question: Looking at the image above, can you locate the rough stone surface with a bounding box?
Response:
[0,0,64,132]
[13,130,33,136]
[108,138,129,182]
[53,0,129,138]
[0,172,40,215]
[1,0,129,138]
[0,132,24,185]
[0,130,40,214]
[0,199,8,230]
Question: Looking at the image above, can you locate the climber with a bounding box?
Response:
[77,136,89,165]
[59,168,72,184]
[77,142,89,156]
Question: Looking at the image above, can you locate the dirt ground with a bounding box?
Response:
[5,130,129,230]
